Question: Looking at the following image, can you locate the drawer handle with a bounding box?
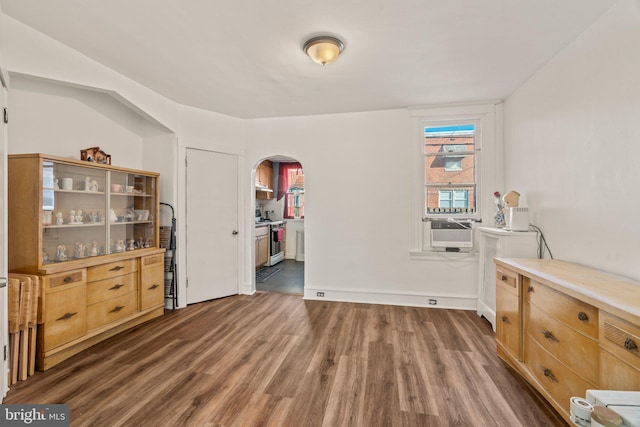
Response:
[56,312,78,321]
[109,266,125,271]
[501,275,507,281]
[541,367,558,382]
[577,311,589,322]
[148,284,160,290]
[109,305,125,313]
[501,315,511,324]
[63,276,74,283]
[527,286,534,293]
[624,338,638,351]
[541,330,559,342]
[109,284,125,290]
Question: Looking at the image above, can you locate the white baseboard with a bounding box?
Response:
[303,287,476,310]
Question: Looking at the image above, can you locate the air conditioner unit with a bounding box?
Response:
[430,220,473,249]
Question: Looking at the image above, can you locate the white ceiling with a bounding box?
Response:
[1,0,616,119]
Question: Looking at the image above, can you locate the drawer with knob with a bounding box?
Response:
[526,279,598,339]
[526,303,599,385]
[496,267,518,291]
[600,311,640,370]
[87,292,136,330]
[496,272,521,360]
[42,284,87,351]
[47,269,86,290]
[87,273,136,305]
[526,334,595,413]
[87,259,137,282]
[140,254,164,311]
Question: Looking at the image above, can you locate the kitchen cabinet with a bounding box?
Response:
[256,161,273,200]
[494,258,640,424]
[8,153,165,370]
[476,227,537,330]
[255,226,270,267]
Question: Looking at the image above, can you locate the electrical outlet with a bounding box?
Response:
[428,299,437,305]
[316,292,325,297]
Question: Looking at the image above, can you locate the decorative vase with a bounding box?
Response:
[493,191,506,228]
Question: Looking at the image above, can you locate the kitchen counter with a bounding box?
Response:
[255,220,285,227]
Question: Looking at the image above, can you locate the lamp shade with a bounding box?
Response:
[303,36,344,65]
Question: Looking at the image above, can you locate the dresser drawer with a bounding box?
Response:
[87,259,137,282]
[600,348,640,390]
[43,285,87,351]
[496,267,518,293]
[140,264,164,311]
[87,292,137,330]
[526,334,595,414]
[141,253,164,268]
[496,279,521,360]
[87,273,136,305]
[526,279,598,339]
[600,312,640,369]
[47,269,86,291]
[526,303,599,385]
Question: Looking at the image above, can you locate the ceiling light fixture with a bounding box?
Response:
[303,36,344,66]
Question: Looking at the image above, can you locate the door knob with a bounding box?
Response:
[232,230,238,235]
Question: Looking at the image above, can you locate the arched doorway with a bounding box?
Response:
[253,156,305,295]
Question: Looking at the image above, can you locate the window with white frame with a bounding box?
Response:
[423,122,480,218]
[410,104,498,255]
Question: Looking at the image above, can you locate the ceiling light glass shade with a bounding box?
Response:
[303,36,344,66]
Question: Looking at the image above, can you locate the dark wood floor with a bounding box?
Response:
[256,259,304,294]
[4,293,565,426]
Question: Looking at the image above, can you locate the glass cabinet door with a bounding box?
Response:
[42,161,107,263]
[109,171,156,254]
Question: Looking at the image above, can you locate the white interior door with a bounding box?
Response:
[185,148,239,304]
[1,72,9,399]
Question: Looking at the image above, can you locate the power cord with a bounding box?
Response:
[529,224,553,259]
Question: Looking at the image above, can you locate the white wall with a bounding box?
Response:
[246,110,479,308]
[1,16,177,132]
[7,75,150,166]
[503,0,640,280]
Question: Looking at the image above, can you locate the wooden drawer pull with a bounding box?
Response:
[148,284,160,290]
[109,284,125,290]
[109,305,125,313]
[577,311,589,322]
[109,266,125,271]
[542,330,559,342]
[56,312,78,321]
[63,276,74,283]
[501,315,511,324]
[541,367,557,382]
[624,337,638,351]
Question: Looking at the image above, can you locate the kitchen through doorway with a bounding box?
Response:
[254,156,305,295]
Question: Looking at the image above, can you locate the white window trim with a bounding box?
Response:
[409,103,503,254]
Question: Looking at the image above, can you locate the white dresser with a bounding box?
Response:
[476,227,537,330]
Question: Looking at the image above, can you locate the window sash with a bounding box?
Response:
[423,121,479,218]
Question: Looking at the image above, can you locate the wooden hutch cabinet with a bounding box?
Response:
[8,153,165,370]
